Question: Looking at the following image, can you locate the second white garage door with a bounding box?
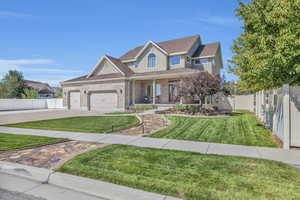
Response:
[90,92,118,111]
[70,92,81,110]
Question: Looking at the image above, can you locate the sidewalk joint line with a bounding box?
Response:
[205,143,210,154]
[126,137,142,145]
[161,140,172,148]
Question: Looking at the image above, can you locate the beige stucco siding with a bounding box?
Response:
[95,60,120,75]
[63,80,126,110]
[134,81,143,103]
[130,44,168,73]
[156,79,169,103]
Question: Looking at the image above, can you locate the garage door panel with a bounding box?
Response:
[70,92,81,110]
[90,92,117,111]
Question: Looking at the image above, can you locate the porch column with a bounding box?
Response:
[153,79,156,104]
[132,80,135,105]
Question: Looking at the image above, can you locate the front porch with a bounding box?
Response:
[130,79,182,105]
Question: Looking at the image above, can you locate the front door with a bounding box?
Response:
[146,85,152,97]
[169,83,179,103]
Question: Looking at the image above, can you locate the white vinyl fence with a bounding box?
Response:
[216,94,254,112]
[255,84,300,149]
[0,98,63,111]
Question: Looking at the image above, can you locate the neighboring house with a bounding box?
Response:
[61,35,223,111]
[24,80,55,98]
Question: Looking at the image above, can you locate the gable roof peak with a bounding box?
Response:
[120,34,201,61]
[87,55,133,78]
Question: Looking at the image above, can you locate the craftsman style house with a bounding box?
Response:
[61,35,223,111]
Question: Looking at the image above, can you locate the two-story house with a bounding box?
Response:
[61,35,223,111]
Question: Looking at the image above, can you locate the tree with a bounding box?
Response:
[223,81,254,95]
[1,70,25,98]
[177,72,230,105]
[230,0,300,91]
[0,83,7,98]
[21,88,39,99]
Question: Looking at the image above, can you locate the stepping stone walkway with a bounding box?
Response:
[115,114,170,136]
[0,141,107,169]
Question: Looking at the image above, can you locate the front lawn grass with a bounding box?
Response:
[58,145,300,200]
[0,133,66,152]
[105,111,134,115]
[149,111,277,147]
[4,116,140,133]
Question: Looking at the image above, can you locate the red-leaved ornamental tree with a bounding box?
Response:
[177,72,229,105]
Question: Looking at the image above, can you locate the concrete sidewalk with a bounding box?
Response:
[0,172,105,200]
[0,109,110,125]
[0,126,300,165]
[0,161,179,200]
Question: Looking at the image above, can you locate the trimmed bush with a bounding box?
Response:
[131,105,157,111]
[174,105,186,112]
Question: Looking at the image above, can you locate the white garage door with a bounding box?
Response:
[70,92,81,110]
[90,92,118,111]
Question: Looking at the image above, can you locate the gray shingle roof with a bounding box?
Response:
[192,42,220,58]
[106,55,134,76]
[119,35,200,60]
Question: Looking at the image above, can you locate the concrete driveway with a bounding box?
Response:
[0,109,109,125]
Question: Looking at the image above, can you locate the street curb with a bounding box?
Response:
[49,172,180,200]
[0,161,52,182]
[0,161,181,200]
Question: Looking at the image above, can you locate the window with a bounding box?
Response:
[194,59,201,65]
[186,56,191,64]
[169,56,180,65]
[148,53,156,68]
[193,58,210,65]
[156,84,161,96]
[211,58,216,66]
[128,61,138,68]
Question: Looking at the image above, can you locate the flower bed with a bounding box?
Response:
[156,104,231,116]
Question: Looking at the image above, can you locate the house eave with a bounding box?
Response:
[130,71,197,80]
[61,77,129,86]
[121,51,189,63]
[192,55,215,59]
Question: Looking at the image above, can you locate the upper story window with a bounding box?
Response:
[169,56,180,65]
[148,53,156,68]
[128,61,138,68]
[194,58,210,65]
[186,56,191,64]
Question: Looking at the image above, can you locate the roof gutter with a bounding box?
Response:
[121,51,189,63]
[61,77,129,86]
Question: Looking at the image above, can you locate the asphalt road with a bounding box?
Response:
[0,189,45,200]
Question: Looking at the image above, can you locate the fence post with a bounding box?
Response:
[282,84,290,149]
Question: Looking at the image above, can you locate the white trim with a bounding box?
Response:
[192,55,215,59]
[61,77,129,85]
[135,41,168,59]
[169,55,181,66]
[87,56,125,78]
[169,51,187,56]
[122,59,136,63]
[61,71,196,86]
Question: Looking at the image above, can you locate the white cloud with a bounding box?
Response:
[0,58,82,73]
[0,58,83,86]
[196,16,239,26]
[158,15,240,27]
[0,59,54,65]
[0,11,32,18]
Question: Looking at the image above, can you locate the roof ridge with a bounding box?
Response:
[119,34,200,60]
[105,55,134,75]
[156,34,200,44]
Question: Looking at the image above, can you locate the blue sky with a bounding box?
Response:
[0,0,243,86]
